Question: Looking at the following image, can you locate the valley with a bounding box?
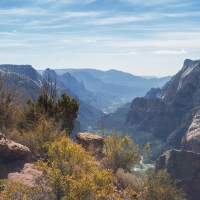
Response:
[1,59,200,199]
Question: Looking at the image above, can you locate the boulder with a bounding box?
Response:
[0,133,30,162]
[76,132,104,153]
[0,160,42,187]
[0,134,41,188]
[155,149,200,200]
[8,163,42,187]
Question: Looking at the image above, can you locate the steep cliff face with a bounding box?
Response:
[144,87,161,99]
[60,72,86,93]
[0,64,42,85]
[126,97,180,140]
[126,59,200,144]
[155,149,200,200]
[181,110,200,153]
[0,71,40,102]
[158,59,200,112]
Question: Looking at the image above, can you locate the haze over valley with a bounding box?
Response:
[1,0,200,199]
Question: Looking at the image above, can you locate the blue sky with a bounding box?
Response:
[0,0,200,76]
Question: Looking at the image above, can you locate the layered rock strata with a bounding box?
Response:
[126,59,200,145]
[182,111,200,153]
[155,149,200,200]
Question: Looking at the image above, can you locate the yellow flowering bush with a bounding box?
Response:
[36,137,116,199]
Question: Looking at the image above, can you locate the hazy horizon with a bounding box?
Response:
[0,0,200,76]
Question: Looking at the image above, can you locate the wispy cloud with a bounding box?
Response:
[87,15,154,25]
[62,40,71,43]
[35,0,96,6]
[129,52,137,55]
[119,0,177,6]
[154,50,187,55]
[0,8,48,16]
[82,39,96,43]
[62,11,103,18]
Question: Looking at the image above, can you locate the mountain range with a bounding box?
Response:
[39,68,171,113]
[101,59,200,161]
[1,64,171,136]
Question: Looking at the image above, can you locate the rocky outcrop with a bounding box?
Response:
[144,87,161,99]
[76,132,104,153]
[0,133,30,162]
[126,97,180,140]
[181,110,200,153]
[155,149,200,200]
[0,64,42,85]
[7,163,42,187]
[0,160,42,187]
[60,72,86,93]
[126,59,200,144]
[0,134,41,187]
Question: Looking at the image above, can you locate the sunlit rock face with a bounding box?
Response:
[182,111,200,153]
[0,132,31,162]
[0,64,42,85]
[155,149,200,200]
[76,132,104,153]
[126,59,200,145]
[0,133,41,187]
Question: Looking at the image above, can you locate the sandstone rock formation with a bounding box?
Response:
[0,160,42,187]
[155,149,200,200]
[181,110,200,153]
[7,163,42,187]
[126,97,180,140]
[126,59,200,146]
[0,133,41,187]
[0,133,30,162]
[76,132,104,153]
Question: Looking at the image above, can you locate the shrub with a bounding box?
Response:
[102,132,150,173]
[36,137,115,200]
[0,180,54,200]
[6,116,65,160]
[115,168,143,192]
[139,170,186,200]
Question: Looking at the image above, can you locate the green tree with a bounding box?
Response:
[24,77,79,136]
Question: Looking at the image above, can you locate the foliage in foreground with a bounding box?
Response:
[36,137,118,200]
[139,170,187,200]
[0,75,186,200]
[102,132,150,173]
[0,135,186,200]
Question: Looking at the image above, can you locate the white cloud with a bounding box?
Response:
[62,40,71,43]
[36,0,96,5]
[129,52,137,55]
[87,15,153,25]
[119,0,176,6]
[0,8,48,16]
[62,11,103,18]
[82,39,96,43]
[154,50,187,55]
